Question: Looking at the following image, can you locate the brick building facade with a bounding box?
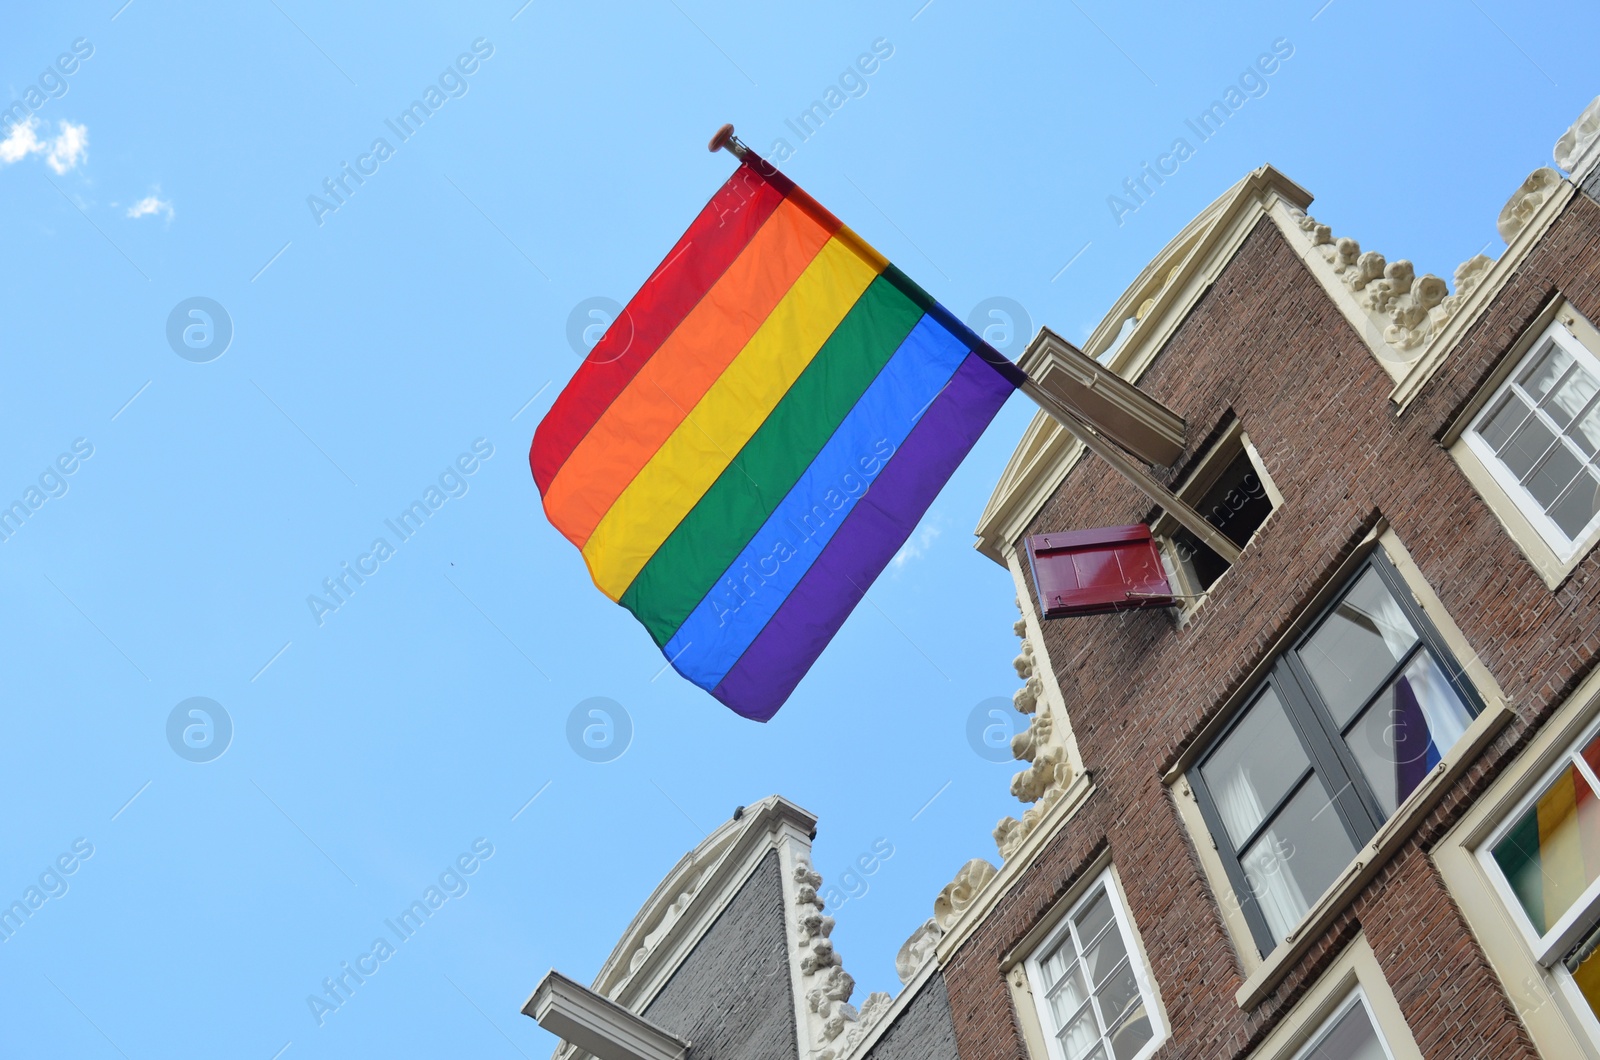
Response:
[526,97,1600,1060]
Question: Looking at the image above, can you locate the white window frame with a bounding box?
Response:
[1288,989,1397,1060]
[1462,318,1600,564]
[1022,866,1167,1060]
[1476,713,1600,966]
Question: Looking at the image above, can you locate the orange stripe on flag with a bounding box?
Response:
[542,196,834,548]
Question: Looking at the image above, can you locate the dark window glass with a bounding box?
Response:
[1171,447,1274,591]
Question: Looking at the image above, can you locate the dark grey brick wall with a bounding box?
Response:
[642,849,797,1060]
[861,971,959,1060]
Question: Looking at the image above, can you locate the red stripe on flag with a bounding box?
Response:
[529,162,787,494]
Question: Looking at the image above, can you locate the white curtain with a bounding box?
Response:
[1215,767,1309,942]
[1398,653,1470,753]
[1345,581,1415,661]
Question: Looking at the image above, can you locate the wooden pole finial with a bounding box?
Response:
[708,123,750,160]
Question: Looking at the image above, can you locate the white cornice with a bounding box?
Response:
[526,971,690,1060]
[545,797,818,1060]
[975,166,1310,564]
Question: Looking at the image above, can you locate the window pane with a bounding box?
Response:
[1241,776,1359,944]
[1047,964,1092,1029]
[1042,943,1075,988]
[1525,441,1585,511]
[1095,961,1141,1028]
[1574,403,1600,458]
[1346,653,1475,816]
[1200,688,1310,847]
[1478,392,1534,454]
[1521,340,1575,402]
[1542,361,1600,429]
[1084,928,1128,987]
[1491,756,1600,935]
[1298,569,1419,727]
[1502,415,1559,482]
[1057,1004,1102,1060]
[1073,888,1115,949]
[1298,1001,1388,1060]
[1571,944,1600,1028]
[1548,469,1600,541]
[1168,448,1276,593]
[1108,1006,1154,1060]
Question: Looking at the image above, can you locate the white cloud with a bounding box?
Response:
[0,117,88,173]
[892,522,943,570]
[46,121,87,174]
[126,192,174,221]
[0,118,45,164]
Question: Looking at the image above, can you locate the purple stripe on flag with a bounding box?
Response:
[710,352,1017,720]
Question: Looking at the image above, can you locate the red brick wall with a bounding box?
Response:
[944,189,1600,1060]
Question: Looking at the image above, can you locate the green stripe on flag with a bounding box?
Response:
[620,267,932,646]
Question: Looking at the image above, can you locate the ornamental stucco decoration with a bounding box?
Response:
[934,858,999,932]
[1497,168,1563,243]
[1554,96,1600,174]
[790,858,892,1060]
[626,873,703,975]
[895,918,943,985]
[1287,207,1498,361]
[994,598,1076,861]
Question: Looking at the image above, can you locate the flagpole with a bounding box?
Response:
[1019,381,1243,564]
[709,123,752,161]
[705,123,1240,565]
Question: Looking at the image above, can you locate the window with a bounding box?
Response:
[1024,869,1165,1060]
[1188,554,1482,953]
[1154,422,1277,600]
[1288,991,1396,1060]
[1480,722,1600,1032]
[1464,319,1600,560]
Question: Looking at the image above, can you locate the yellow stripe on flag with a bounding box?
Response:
[1539,771,1585,924]
[583,232,885,599]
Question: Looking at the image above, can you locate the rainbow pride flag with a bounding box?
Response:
[531,157,1021,720]
[1492,743,1600,935]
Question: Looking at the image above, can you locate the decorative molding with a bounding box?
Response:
[1497,167,1564,242]
[894,918,942,985]
[781,850,891,1060]
[1282,204,1483,370]
[934,859,999,932]
[587,797,817,1014]
[936,771,1096,969]
[834,947,942,1060]
[993,594,1080,862]
[1554,95,1600,180]
[525,971,690,1060]
[1389,173,1575,411]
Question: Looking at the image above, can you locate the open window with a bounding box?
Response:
[1152,419,1277,602]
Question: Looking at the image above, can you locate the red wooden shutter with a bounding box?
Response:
[1025,524,1174,618]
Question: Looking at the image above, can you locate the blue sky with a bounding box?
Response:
[2,1,1596,1056]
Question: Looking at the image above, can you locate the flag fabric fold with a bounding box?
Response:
[531,156,1021,720]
